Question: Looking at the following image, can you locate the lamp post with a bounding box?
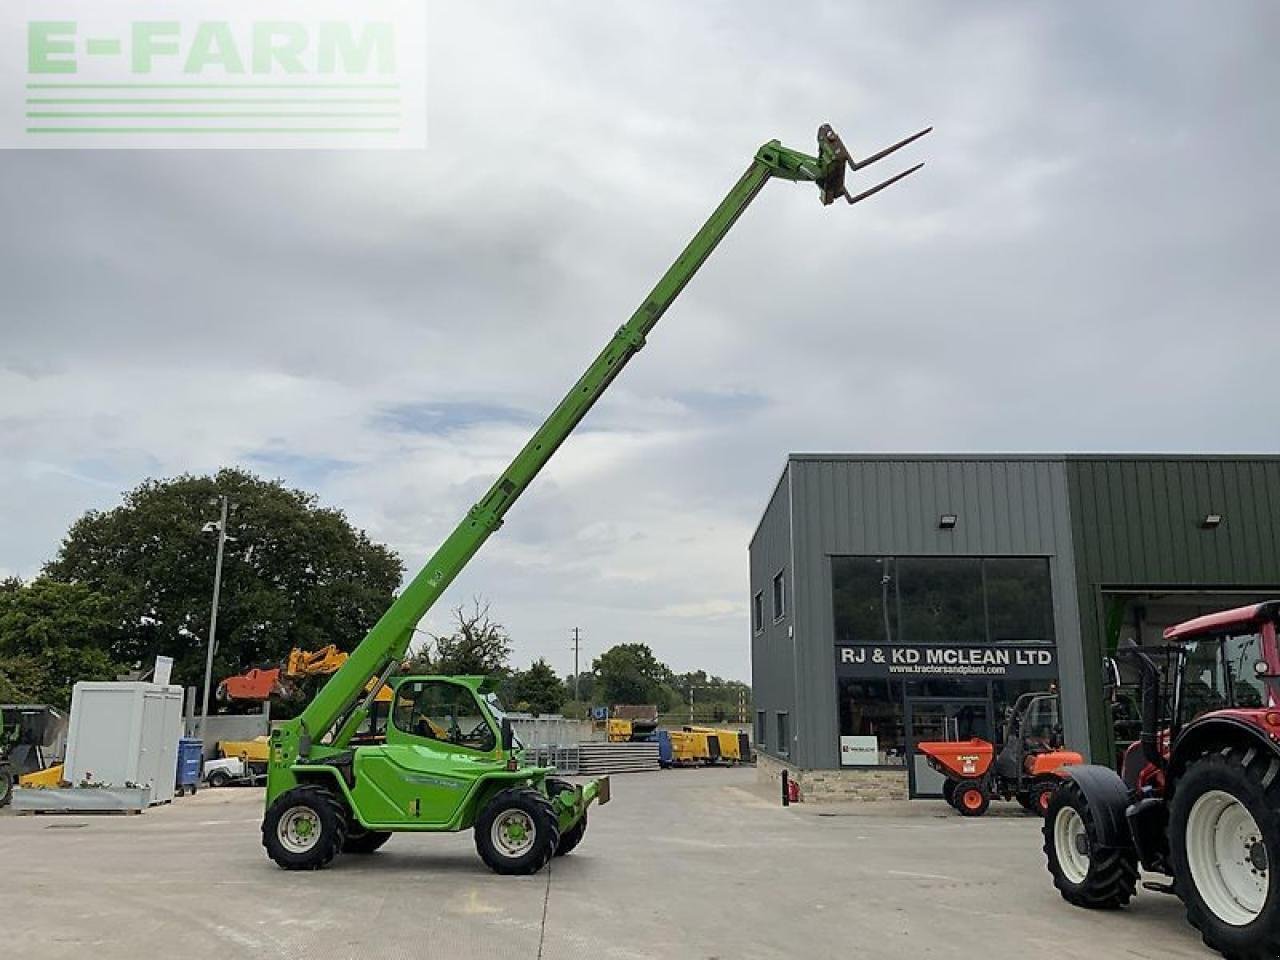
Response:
[199,495,230,737]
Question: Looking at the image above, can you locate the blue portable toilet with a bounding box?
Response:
[175,737,203,796]
[656,729,673,768]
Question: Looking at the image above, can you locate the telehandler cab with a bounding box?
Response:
[260,122,930,875]
[1043,601,1280,959]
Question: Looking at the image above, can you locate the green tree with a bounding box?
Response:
[423,599,512,675]
[593,643,673,707]
[507,658,566,715]
[0,578,126,707]
[44,468,403,693]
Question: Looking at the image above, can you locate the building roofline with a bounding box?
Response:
[785,453,1280,463]
[748,461,791,549]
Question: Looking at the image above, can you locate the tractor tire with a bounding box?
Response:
[1016,791,1036,813]
[207,770,232,789]
[261,785,348,871]
[546,778,588,857]
[1169,746,1280,960]
[475,787,560,876]
[954,780,990,817]
[0,767,13,808]
[1043,778,1138,909]
[942,780,958,809]
[343,829,392,854]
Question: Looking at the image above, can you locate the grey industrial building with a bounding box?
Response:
[748,455,1280,800]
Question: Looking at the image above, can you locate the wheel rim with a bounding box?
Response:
[1038,790,1052,815]
[1054,806,1091,885]
[278,805,322,854]
[491,810,536,858]
[962,789,983,811]
[1185,789,1269,926]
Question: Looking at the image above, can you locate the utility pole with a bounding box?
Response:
[689,685,695,724]
[199,495,229,737]
[571,627,582,703]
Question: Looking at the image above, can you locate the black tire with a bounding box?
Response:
[556,812,587,857]
[0,767,12,808]
[343,829,392,854]
[942,780,958,808]
[474,787,560,876]
[207,770,231,789]
[954,779,990,817]
[545,778,588,856]
[261,785,348,871]
[1043,778,1138,909]
[1029,780,1059,818]
[1169,746,1280,960]
[1016,791,1036,813]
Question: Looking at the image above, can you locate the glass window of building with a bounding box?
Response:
[753,591,764,633]
[755,710,767,748]
[832,555,1054,646]
[775,712,790,755]
[772,570,786,621]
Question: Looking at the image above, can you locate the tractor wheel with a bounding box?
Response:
[475,787,560,876]
[546,778,588,856]
[1169,747,1280,959]
[261,785,348,871]
[1043,778,1138,909]
[343,829,392,854]
[942,780,958,808]
[1016,791,1036,813]
[954,780,990,817]
[207,770,232,789]
[0,766,13,808]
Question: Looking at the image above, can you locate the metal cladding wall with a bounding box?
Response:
[748,469,797,757]
[755,455,1087,770]
[1066,456,1280,759]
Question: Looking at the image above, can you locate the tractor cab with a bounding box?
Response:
[993,691,1064,783]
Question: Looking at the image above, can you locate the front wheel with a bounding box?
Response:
[954,779,990,817]
[207,770,231,789]
[942,780,958,809]
[1170,747,1280,959]
[546,778,588,856]
[1043,778,1138,909]
[474,787,560,875]
[261,785,348,871]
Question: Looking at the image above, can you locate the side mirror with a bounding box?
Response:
[1102,657,1122,700]
[500,718,514,752]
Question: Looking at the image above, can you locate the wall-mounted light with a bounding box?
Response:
[939,514,958,530]
[1201,513,1223,529]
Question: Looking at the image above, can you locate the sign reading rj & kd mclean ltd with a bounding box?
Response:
[835,644,1056,680]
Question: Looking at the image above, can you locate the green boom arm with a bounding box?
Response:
[281,122,929,762]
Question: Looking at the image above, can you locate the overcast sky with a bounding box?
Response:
[2,2,1278,683]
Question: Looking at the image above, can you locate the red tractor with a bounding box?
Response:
[918,691,1084,817]
[1043,601,1280,959]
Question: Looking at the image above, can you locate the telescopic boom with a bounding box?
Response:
[283,122,930,760]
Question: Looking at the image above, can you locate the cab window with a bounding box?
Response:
[392,680,496,751]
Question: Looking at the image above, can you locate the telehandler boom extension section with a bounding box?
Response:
[277,122,929,766]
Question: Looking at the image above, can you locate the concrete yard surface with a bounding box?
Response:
[2,767,1214,959]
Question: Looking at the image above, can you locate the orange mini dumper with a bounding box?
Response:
[917,692,1084,817]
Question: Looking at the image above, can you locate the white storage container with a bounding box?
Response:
[64,682,184,805]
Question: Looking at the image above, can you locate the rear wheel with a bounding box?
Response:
[1043,778,1138,909]
[954,779,990,817]
[1030,780,1059,818]
[546,778,588,857]
[474,787,560,875]
[261,785,348,871]
[942,780,958,808]
[1170,747,1280,959]
[343,829,392,854]
[207,770,231,789]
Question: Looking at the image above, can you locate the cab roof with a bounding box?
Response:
[1163,601,1280,642]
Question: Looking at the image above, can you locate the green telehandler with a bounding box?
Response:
[261,122,929,874]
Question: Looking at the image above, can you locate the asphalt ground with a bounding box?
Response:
[1,766,1215,959]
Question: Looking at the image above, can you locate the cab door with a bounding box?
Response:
[352,679,499,826]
